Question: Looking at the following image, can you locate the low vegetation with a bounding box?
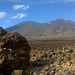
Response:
[30,49,39,53]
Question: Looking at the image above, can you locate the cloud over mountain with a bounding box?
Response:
[11,13,27,19]
[6,19,10,23]
[0,12,6,19]
[13,5,29,10]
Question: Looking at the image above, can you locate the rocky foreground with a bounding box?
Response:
[29,46,75,75]
[0,27,31,75]
[0,27,75,75]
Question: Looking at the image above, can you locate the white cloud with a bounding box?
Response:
[11,13,27,19]
[6,19,10,23]
[13,5,29,10]
[0,11,6,19]
[19,13,27,19]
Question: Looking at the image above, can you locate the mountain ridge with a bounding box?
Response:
[6,18,75,40]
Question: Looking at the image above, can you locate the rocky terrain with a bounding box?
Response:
[0,27,75,75]
[0,27,31,75]
[29,46,75,75]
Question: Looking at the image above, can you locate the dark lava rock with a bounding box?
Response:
[0,27,31,75]
[0,27,7,36]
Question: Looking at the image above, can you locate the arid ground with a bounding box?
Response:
[29,40,75,50]
[28,40,75,75]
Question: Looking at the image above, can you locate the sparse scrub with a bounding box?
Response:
[30,49,39,52]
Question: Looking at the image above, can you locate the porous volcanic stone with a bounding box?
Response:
[0,27,7,36]
[0,27,31,75]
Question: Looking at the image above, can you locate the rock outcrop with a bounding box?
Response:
[0,27,7,36]
[0,27,31,75]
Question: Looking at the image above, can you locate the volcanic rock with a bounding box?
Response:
[0,27,7,36]
[0,27,31,75]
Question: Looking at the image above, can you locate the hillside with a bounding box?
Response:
[6,18,75,40]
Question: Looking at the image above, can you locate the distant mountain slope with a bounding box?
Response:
[6,18,75,40]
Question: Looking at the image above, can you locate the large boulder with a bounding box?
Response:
[0,27,31,75]
[0,27,7,36]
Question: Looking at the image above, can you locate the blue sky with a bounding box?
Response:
[0,0,75,28]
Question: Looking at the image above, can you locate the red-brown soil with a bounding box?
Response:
[28,40,75,50]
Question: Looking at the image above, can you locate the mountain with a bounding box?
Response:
[6,18,75,40]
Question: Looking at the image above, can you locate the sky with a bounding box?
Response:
[0,0,75,29]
